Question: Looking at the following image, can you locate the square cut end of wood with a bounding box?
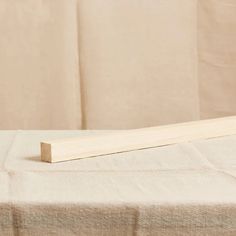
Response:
[41,142,52,163]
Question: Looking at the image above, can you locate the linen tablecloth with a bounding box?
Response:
[1,130,236,235]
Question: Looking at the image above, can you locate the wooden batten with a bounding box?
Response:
[41,116,236,163]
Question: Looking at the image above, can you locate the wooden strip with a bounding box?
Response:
[41,116,236,163]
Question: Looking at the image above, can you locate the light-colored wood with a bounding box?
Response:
[41,116,236,163]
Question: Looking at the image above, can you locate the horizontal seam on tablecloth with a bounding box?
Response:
[4,169,217,173]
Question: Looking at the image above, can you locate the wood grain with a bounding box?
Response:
[41,116,236,163]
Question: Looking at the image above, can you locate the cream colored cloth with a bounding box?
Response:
[0,0,236,129]
[1,130,236,235]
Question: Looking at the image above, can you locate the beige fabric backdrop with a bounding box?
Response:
[0,0,235,129]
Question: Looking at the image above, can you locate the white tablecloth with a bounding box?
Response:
[1,130,236,235]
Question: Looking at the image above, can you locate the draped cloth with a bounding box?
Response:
[0,0,236,129]
[1,130,236,235]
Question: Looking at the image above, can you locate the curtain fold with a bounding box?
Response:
[78,0,199,129]
[0,0,235,129]
[198,0,236,119]
[0,0,82,129]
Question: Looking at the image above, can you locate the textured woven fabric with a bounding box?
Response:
[1,130,236,235]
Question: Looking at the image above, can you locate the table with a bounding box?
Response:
[1,130,236,235]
